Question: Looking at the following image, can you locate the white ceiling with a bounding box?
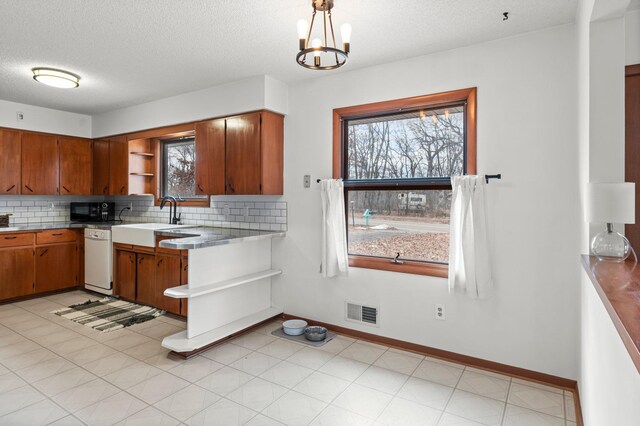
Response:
[0,0,577,115]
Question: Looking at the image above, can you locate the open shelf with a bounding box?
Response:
[162,307,283,352]
[130,152,155,157]
[164,269,282,299]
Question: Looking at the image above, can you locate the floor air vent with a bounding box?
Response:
[346,302,379,326]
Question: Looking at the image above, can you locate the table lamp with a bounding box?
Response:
[586,182,636,262]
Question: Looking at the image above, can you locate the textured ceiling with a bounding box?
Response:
[0,0,577,115]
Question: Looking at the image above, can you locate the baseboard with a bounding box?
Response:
[283,313,583,424]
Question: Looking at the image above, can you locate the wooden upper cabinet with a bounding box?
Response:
[21,132,59,195]
[225,113,262,195]
[0,129,21,195]
[59,137,93,195]
[260,111,284,195]
[195,118,225,195]
[108,137,128,196]
[93,139,110,195]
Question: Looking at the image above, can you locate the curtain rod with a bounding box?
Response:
[317,174,502,184]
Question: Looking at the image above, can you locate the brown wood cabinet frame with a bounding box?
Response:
[332,87,477,278]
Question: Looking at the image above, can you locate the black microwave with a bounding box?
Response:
[70,202,115,222]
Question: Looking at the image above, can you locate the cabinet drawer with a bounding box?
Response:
[0,233,34,248]
[36,229,76,245]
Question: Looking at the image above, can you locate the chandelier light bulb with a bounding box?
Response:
[341,23,352,53]
[311,38,323,66]
[297,19,309,50]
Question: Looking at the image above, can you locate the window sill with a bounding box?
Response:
[154,198,210,207]
[349,255,448,278]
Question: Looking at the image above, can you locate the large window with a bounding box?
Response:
[333,88,477,277]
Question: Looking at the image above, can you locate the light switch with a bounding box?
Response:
[304,175,311,188]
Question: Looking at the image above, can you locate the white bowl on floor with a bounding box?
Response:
[283,319,308,336]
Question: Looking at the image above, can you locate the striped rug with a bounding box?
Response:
[51,297,164,332]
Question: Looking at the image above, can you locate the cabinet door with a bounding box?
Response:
[260,111,284,195]
[78,230,85,287]
[195,118,225,195]
[59,137,93,195]
[225,113,261,195]
[156,254,181,315]
[180,255,188,317]
[109,138,128,196]
[0,129,21,195]
[93,139,110,195]
[115,250,136,301]
[0,247,34,300]
[136,253,156,307]
[35,243,77,293]
[21,132,59,195]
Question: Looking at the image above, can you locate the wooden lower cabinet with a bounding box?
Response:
[136,253,156,307]
[0,247,35,300]
[113,244,186,316]
[35,243,77,293]
[157,254,181,315]
[115,249,136,301]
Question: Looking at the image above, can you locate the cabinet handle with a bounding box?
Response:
[24,185,33,193]
[103,186,108,194]
[120,185,125,194]
[197,183,204,192]
[39,249,48,257]
[5,184,15,192]
[228,182,235,193]
[62,186,70,193]
[157,259,164,266]
[52,233,63,236]
[3,236,17,240]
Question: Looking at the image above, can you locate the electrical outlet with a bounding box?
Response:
[224,204,230,215]
[303,175,311,188]
[244,206,249,218]
[435,304,445,321]
[128,202,133,210]
[16,112,24,121]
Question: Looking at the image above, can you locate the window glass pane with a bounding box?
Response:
[347,189,451,263]
[164,140,197,197]
[346,106,464,180]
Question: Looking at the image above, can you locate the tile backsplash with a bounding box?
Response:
[0,195,287,231]
[115,196,287,231]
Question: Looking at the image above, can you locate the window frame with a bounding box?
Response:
[332,87,477,277]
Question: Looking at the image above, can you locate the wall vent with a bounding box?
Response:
[345,302,379,326]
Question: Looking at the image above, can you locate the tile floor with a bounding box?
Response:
[0,291,578,426]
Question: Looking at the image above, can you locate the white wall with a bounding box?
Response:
[626,8,640,65]
[273,24,581,379]
[0,99,91,137]
[580,274,640,425]
[91,75,288,138]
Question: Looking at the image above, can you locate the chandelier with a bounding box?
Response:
[296,0,351,70]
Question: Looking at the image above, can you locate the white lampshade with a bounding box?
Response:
[586,182,636,224]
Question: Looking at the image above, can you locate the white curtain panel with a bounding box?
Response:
[448,175,494,299]
[320,179,349,277]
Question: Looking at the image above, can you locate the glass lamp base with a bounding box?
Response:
[591,226,631,262]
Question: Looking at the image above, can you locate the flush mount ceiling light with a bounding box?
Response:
[32,68,80,89]
[296,0,351,70]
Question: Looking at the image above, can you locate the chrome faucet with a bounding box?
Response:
[160,196,181,224]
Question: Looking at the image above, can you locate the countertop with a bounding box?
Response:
[581,255,640,374]
[0,222,120,232]
[156,227,286,250]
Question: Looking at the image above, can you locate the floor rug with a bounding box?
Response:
[51,297,164,332]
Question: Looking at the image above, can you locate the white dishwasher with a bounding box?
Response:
[85,228,113,295]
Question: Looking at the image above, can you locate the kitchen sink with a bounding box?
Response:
[111,223,194,247]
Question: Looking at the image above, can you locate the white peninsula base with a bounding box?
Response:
[161,237,282,354]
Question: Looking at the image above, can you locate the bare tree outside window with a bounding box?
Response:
[163,138,197,198]
[344,106,465,264]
